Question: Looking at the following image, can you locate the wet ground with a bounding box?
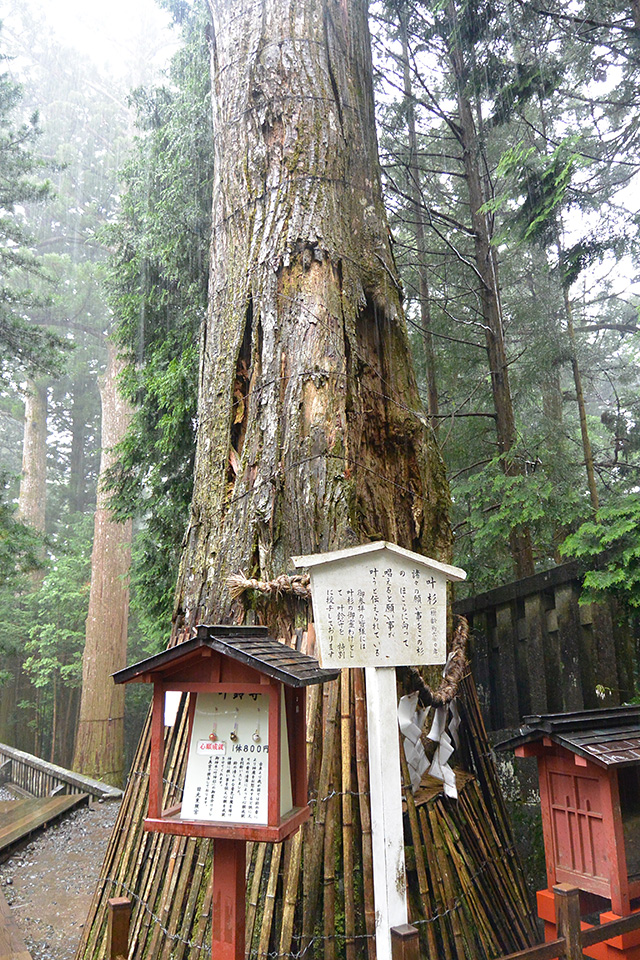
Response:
[0,787,119,960]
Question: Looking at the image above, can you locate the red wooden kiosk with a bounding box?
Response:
[499,706,640,960]
[114,624,338,960]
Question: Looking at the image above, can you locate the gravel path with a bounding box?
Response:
[0,796,120,960]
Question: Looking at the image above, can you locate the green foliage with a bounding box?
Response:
[486,138,582,247]
[0,41,67,373]
[22,513,92,692]
[561,498,640,607]
[0,474,45,583]
[103,0,212,647]
[454,453,588,591]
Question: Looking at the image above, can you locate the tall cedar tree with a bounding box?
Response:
[79,1,451,955]
[72,345,132,786]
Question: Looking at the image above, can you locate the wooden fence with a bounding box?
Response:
[497,885,640,960]
[383,885,640,960]
[0,741,122,802]
[453,562,638,732]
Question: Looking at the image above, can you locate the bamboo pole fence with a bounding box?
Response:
[76,618,538,960]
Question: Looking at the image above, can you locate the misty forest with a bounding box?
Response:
[1,0,640,955]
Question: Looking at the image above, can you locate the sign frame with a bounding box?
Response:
[292,540,466,669]
[293,542,466,960]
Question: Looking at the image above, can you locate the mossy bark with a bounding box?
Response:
[175,0,451,634]
[76,4,451,956]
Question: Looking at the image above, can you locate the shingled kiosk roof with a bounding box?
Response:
[113,624,339,687]
[496,704,640,768]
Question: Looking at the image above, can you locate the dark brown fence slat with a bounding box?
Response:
[492,936,566,960]
[554,884,582,960]
[581,912,640,948]
[453,561,633,732]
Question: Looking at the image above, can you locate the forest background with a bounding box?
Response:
[1,0,639,778]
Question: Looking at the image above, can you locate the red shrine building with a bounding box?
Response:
[500,706,640,960]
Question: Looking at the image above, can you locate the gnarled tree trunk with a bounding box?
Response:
[77,2,450,956]
[174,0,451,631]
[72,344,132,787]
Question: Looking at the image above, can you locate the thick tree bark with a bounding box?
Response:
[68,372,92,513]
[174,0,451,630]
[72,344,132,787]
[445,1,535,578]
[78,3,451,956]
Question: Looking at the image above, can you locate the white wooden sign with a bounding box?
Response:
[293,541,466,960]
[292,541,466,669]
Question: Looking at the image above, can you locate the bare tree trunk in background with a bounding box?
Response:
[72,344,132,787]
[77,1,451,953]
[0,380,47,750]
[399,12,440,428]
[16,380,47,532]
[445,0,535,578]
[557,243,600,513]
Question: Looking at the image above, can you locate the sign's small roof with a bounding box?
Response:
[292,540,466,582]
[113,625,339,688]
[496,705,640,768]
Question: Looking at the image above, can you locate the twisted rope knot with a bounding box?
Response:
[227,572,311,601]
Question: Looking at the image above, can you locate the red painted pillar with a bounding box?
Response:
[212,838,246,960]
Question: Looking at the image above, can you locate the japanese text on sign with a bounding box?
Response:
[181,692,269,823]
[311,555,446,667]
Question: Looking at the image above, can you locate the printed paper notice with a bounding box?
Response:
[181,692,269,823]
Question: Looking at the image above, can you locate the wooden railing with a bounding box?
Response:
[0,742,122,801]
[499,885,640,960]
[388,886,640,960]
[453,562,637,731]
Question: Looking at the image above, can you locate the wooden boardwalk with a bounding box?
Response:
[0,793,89,858]
[0,887,31,960]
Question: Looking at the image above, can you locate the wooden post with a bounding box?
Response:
[212,838,246,960]
[107,897,131,960]
[554,884,582,960]
[391,924,420,960]
[365,666,408,960]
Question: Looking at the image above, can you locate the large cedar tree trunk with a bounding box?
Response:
[72,345,132,787]
[174,0,451,630]
[77,3,450,956]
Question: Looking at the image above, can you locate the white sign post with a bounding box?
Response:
[293,541,466,960]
